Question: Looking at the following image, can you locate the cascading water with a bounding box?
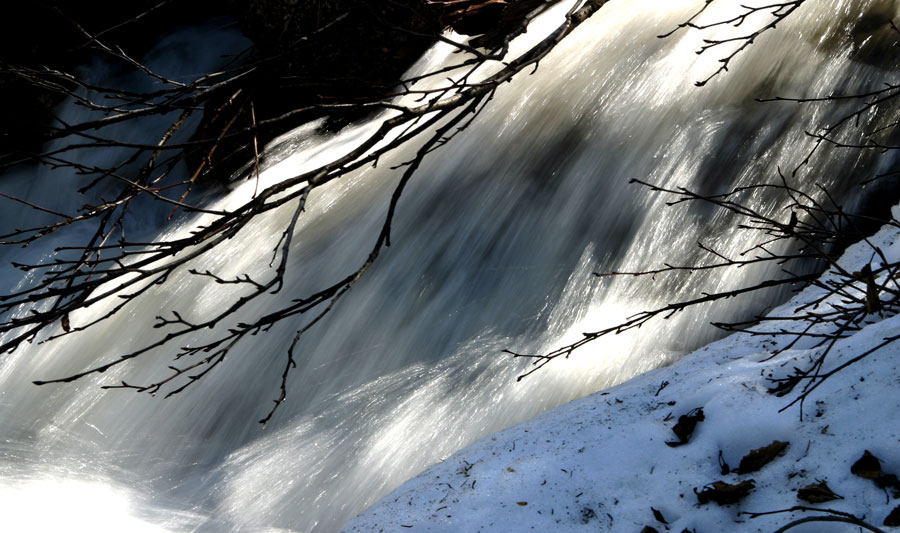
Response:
[1,1,897,531]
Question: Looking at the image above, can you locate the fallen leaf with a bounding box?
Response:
[665,408,704,447]
[851,450,883,479]
[885,505,900,527]
[797,480,843,503]
[516,501,527,506]
[735,440,789,474]
[877,473,900,491]
[695,480,755,505]
[651,507,668,524]
[767,367,805,397]
[640,527,659,533]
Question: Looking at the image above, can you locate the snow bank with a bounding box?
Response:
[344,214,900,532]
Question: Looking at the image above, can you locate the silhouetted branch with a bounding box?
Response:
[742,506,887,533]
[1,0,612,423]
[512,173,900,418]
[659,0,806,86]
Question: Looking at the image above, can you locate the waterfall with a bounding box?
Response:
[1,1,897,531]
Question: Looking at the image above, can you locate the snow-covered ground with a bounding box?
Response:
[344,211,900,532]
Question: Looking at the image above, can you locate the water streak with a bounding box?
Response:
[0,2,897,531]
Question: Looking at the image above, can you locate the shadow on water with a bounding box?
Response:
[1,2,900,532]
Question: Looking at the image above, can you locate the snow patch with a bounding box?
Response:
[344,217,900,532]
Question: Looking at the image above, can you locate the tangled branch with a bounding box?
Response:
[510,0,900,421]
[0,0,613,423]
[743,506,887,533]
[659,0,806,87]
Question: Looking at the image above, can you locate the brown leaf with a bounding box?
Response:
[877,473,900,491]
[735,440,789,474]
[516,501,527,506]
[885,505,900,527]
[640,527,659,533]
[695,480,755,505]
[61,314,70,332]
[665,408,704,447]
[797,479,843,503]
[767,368,804,397]
[851,450,883,479]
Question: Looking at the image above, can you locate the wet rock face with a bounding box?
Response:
[849,4,900,66]
[222,0,556,100]
[0,0,445,165]
[0,0,554,180]
[0,1,226,65]
[0,1,227,162]
[803,0,900,68]
[224,0,444,101]
[191,0,448,181]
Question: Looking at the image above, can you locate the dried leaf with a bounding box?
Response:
[640,527,659,533]
[885,505,900,527]
[797,480,842,503]
[851,450,883,479]
[877,473,900,491]
[651,507,668,524]
[61,314,70,332]
[695,479,755,505]
[665,408,704,447]
[767,367,805,397]
[735,440,789,474]
[516,501,527,506]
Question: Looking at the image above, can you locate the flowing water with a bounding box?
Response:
[1,1,898,531]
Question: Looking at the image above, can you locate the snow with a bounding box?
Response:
[343,211,900,532]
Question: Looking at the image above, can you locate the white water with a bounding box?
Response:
[0,2,898,531]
